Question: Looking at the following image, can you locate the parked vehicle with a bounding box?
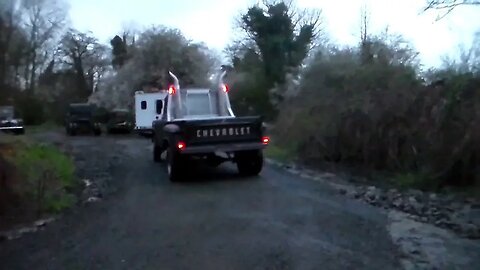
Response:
[134,91,167,138]
[0,106,24,135]
[106,109,134,134]
[65,103,102,136]
[151,71,270,181]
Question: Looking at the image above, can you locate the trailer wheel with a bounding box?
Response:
[236,150,264,176]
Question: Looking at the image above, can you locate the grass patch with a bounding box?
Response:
[25,121,61,134]
[264,143,297,163]
[391,172,438,191]
[4,138,77,215]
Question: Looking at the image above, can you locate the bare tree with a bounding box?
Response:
[440,31,480,73]
[359,4,370,44]
[57,29,108,99]
[356,6,419,67]
[358,4,373,65]
[21,0,67,93]
[120,21,140,46]
[423,0,480,19]
[0,0,23,88]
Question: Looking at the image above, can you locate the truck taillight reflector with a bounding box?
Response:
[177,141,186,150]
[168,85,176,95]
[221,84,229,93]
[262,136,270,145]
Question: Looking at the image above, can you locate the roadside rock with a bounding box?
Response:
[271,159,480,239]
[341,184,480,239]
[388,210,480,269]
[0,217,56,242]
[384,191,479,238]
[84,196,102,204]
[34,217,55,228]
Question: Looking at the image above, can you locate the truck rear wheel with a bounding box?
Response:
[167,148,185,182]
[153,145,163,162]
[15,128,25,135]
[236,150,264,176]
[67,129,76,136]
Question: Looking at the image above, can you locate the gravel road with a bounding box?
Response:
[0,134,444,270]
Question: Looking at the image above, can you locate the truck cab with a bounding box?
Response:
[152,70,269,181]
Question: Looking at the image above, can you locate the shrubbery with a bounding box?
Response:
[273,45,480,190]
[0,136,77,218]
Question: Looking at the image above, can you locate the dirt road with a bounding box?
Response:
[0,134,424,269]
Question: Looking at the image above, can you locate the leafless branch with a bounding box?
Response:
[423,0,480,20]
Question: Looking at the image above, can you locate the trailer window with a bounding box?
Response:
[141,101,147,110]
[156,100,163,114]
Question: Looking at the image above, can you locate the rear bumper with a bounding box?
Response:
[0,126,24,130]
[180,142,266,154]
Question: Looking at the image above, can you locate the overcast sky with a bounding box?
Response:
[69,0,480,68]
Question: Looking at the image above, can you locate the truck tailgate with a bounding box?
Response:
[176,116,263,146]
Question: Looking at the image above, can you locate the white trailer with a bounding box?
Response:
[134,90,168,137]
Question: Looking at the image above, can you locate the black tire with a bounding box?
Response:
[94,129,101,136]
[153,145,163,163]
[236,150,264,176]
[167,148,186,182]
[15,128,25,135]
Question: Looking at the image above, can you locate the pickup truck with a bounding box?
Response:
[152,71,270,181]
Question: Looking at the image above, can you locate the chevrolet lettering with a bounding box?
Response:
[196,126,251,138]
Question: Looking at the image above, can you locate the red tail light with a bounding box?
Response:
[262,136,270,145]
[177,141,186,150]
[168,85,176,95]
[221,84,229,93]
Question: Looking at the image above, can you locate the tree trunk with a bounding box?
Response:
[29,50,37,93]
